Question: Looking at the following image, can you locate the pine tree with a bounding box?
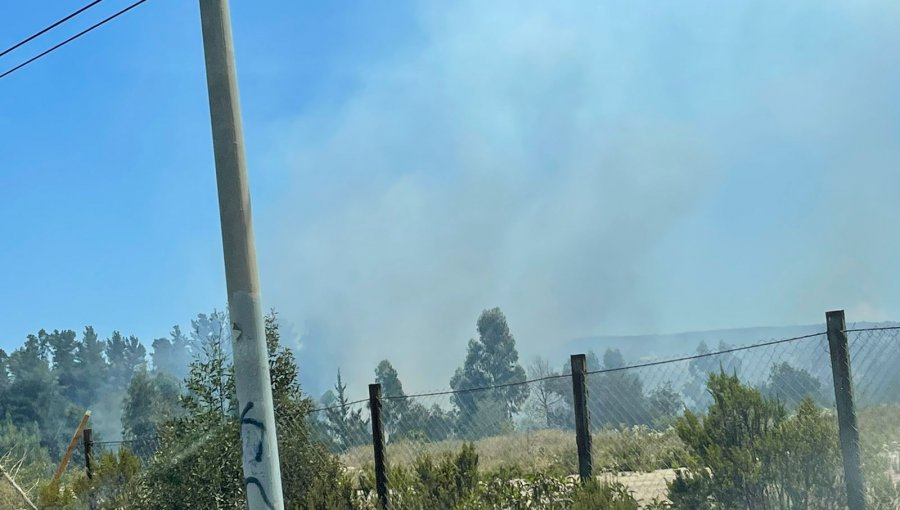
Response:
[3,335,68,459]
[106,332,147,389]
[71,326,108,407]
[45,329,79,403]
[323,370,369,451]
[151,325,192,380]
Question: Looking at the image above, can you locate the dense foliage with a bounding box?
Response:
[668,372,900,509]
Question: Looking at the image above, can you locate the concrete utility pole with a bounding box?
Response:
[198,1,284,509]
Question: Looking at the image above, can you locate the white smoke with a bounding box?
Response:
[258,1,717,393]
[256,0,900,394]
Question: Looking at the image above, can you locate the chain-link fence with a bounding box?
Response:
[581,332,833,505]
[307,399,374,477]
[315,323,900,508]
[848,327,900,493]
[39,319,900,508]
[385,379,579,474]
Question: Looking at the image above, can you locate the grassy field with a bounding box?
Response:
[341,426,687,474]
[339,426,687,506]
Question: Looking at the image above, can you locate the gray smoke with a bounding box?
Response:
[257,0,900,394]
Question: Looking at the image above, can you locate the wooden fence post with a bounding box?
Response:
[827,310,867,510]
[369,383,389,509]
[571,354,593,482]
[83,428,93,480]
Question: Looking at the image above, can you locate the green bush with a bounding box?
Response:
[385,442,479,508]
[571,480,639,510]
[346,443,643,510]
[668,371,900,510]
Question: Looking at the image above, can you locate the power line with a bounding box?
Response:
[0,0,106,59]
[0,0,149,81]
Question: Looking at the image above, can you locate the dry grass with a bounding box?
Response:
[341,426,687,474]
[341,429,577,473]
[338,426,687,506]
[341,429,684,505]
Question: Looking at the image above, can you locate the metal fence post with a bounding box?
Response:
[826,310,867,510]
[571,354,593,482]
[369,383,389,509]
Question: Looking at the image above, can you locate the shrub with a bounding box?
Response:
[668,371,900,510]
[571,480,639,510]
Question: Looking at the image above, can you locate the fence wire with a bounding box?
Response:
[49,326,900,509]
[582,333,833,505]
[383,377,578,476]
[848,327,900,492]
[307,330,900,508]
[306,400,374,478]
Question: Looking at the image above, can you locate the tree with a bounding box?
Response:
[140,309,341,509]
[2,335,69,459]
[647,382,683,426]
[189,311,228,357]
[105,332,147,389]
[265,310,303,406]
[322,370,369,451]
[45,329,79,403]
[121,368,181,457]
[546,351,603,430]
[761,362,825,410]
[151,325,192,380]
[397,402,456,442]
[375,359,411,439]
[593,349,654,427]
[450,308,528,437]
[71,326,108,407]
[683,340,742,411]
[524,356,566,429]
[180,318,234,420]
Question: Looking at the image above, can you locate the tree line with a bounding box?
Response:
[313,308,842,452]
[2,304,895,508]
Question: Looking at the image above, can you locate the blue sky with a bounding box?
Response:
[2,0,899,392]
